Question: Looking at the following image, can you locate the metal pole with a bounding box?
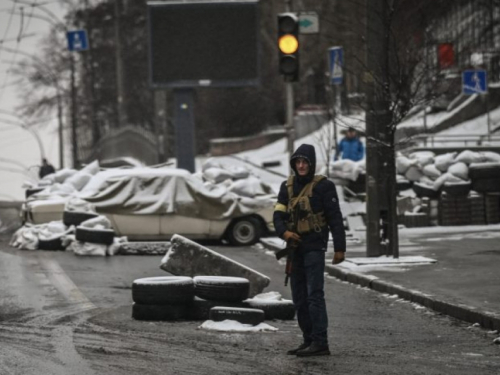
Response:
[486,93,491,141]
[174,89,196,173]
[114,0,126,127]
[70,53,78,169]
[284,0,295,168]
[57,94,64,169]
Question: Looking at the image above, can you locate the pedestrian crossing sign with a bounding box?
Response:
[462,70,487,95]
[67,30,89,52]
[328,47,343,85]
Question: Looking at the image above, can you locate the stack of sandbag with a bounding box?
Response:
[396,150,500,199]
[9,221,73,251]
[329,159,364,182]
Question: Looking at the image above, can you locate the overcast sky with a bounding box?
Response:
[0,0,70,200]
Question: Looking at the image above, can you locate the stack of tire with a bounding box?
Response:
[131,276,295,324]
[65,211,116,247]
[37,210,99,251]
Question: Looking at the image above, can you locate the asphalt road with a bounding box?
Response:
[0,235,499,375]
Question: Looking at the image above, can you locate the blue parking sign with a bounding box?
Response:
[462,70,487,95]
[67,30,89,52]
[328,47,343,85]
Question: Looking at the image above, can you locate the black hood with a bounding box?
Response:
[290,144,316,183]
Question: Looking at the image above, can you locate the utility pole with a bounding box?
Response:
[284,0,295,165]
[57,95,64,169]
[365,0,398,258]
[114,0,126,127]
[70,53,78,169]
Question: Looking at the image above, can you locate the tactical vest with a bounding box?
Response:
[286,175,327,234]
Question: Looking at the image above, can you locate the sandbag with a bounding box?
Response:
[79,215,112,230]
[422,164,441,179]
[418,176,434,186]
[454,150,484,165]
[65,197,96,213]
[448,162,469,180]
[65,172,92,191]
[396,156,416,174]
[433,172,464,190]
[405,165,424,182]
[435,152,457,172]
[203,167,233,184]
[481,151,500,163]
[330,159,361,181]
[409,151,434,167]
[54,168,77,183]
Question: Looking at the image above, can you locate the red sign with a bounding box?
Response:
[438,43,454,70]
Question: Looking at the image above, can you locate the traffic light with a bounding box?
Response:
[278,13,299,82]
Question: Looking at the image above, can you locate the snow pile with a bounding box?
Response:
[198,319,278,332]
[244,291,292,305]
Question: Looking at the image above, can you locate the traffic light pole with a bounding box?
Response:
[284,0,295,166]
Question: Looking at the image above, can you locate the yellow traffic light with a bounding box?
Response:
[279,34,299,54]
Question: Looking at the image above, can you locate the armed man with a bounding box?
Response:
[274,143,346,357]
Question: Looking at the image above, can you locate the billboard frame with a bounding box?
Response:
[147,0,261,89]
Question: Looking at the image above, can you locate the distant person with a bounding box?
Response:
[39,158,55,179]
[334,127,364,162]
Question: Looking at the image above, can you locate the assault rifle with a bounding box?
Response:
[275,204,300,286]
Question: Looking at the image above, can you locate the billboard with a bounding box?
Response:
[148,1,260,88]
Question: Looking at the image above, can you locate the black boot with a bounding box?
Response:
[296,342,330,357]
[286,342,310,355]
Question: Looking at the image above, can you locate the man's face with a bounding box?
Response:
[295,158,310,176]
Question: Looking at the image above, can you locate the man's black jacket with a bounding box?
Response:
[273,144,346,252]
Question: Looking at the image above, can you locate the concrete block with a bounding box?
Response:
[119,241,171,255]
[160,235,270,296]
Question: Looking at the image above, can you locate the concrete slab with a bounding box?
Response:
[161,235,270,296]
[346,256,437,266]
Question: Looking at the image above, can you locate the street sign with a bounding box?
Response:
[299,12,319,34]
[328,47,343,85]
[66,30,89,52]
[462,70,488,95]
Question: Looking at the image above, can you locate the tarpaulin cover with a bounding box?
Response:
[79,168,275,219]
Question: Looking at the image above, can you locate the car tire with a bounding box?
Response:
[38,237,65,251]
[132,303,187,321]
[186,297,245,321]
[75,227,115,245]
[132,276,194,305]
[469,163,500,180]
[442,182,472,197]
[63,211,98,227]
[472,178,500,193]
[226,216,262,246]
[194,276,250,303]
[209,306,265,326]
[243,300,295,320]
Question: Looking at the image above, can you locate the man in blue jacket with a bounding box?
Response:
[274,144,346,357]
[335,127,364,161]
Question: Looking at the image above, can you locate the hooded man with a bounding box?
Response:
[273,143,346,357]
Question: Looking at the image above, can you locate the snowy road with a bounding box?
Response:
[0,235,499,374]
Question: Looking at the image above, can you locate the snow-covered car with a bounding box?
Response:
[22,167,275,246]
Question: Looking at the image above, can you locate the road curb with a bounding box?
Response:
[325,264,500,332]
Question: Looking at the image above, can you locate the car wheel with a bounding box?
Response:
[226,217,262,246]
[132,303,187,321]
[243,299,295,321]
[63,211,98,227]
[209,306,265,326]
[132,276,195,305]
[194,276,250,303]
[75,226,115,245]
